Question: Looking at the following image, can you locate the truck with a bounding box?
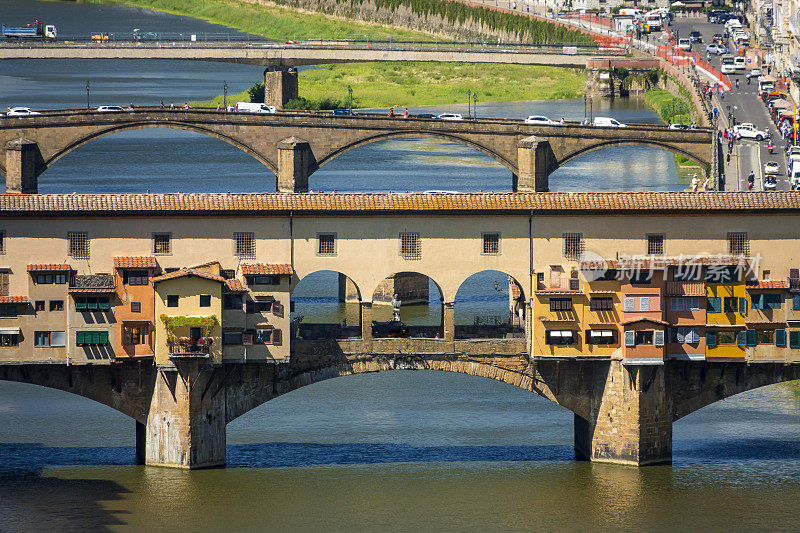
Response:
[2,20,57,39]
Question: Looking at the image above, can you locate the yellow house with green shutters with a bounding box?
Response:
[705,265,746,360]
[152,267,225,365]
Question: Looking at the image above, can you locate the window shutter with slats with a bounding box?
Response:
[707,297,721,313]
[624,298,635,312]
[746,329,756,347]
[776,329,787,347]
[739,297,747,314]
[736,330,747,346]
[706,330,717,347]
[624,330,635,347]
[272,329,282,346]
[654,330,665,347]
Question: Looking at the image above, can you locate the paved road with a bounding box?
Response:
[672,17,788,191]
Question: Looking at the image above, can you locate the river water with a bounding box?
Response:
[1,2,799,531]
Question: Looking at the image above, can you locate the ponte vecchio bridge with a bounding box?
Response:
[0,108,714,194]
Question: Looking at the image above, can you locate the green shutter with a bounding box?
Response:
[790,330,800,349]
[86,298,98,311]
[76,331,84,345]
[706,330,717,347]
[751,294,764,310]
[75,298,86,311]
[793,295,800,311]
[746,329,757,347]
[91,331,100,344]
[99,331,108,344]
[738,297,747,314]
[776,329,787,347]
[707,297,721,313]
[98,298,110,311]
[736,330,747,346]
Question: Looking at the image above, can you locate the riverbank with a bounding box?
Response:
[643,88,704,178]
[197,62,585,108]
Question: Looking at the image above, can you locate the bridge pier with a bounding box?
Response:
[4,139,41,194]
[139,360,226,469]
[264,67,298,109]
[515,136,556,193]
[573,360,672,466]
[360,302,373,344]
[443,302,455,342]
[277,137,316,193]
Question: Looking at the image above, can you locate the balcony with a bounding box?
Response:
[70,273,116,293]
[169,343,211,357]
[666,281,705,296]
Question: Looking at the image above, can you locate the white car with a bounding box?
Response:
[677,38,692,51]
[6,107,41,117]
[764,161,780,175]
[764,175,778,190]
[525,115,560,125]
[787,146,800,161]
[748,68,761,78]
[720,56,736,74]
[437,113,463,121]
[97,105,126,112]
[705,43,728,55]
[733,56,747,71]
[734,123,768,140]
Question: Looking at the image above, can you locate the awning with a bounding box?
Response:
[0,327,21,334]
[250,292,276,300]
[254,323,274,329]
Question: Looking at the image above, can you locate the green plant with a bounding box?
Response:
[160,314,219,338]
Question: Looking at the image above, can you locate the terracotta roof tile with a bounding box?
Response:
[241,263,294,276]
[151,268,226,284]
[0,296,28,303]
[225,279,246,292]
[745,280,788,290]
[27,264,73,272]
[1,192,799,215]
[621,317,670,326]
[68,287,116,293]
[114,256,158,269]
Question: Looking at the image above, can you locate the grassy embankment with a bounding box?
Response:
[644,89,703,179]
[81,0,586,108]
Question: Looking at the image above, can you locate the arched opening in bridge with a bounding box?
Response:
[291,271,362,340]
[311,136,511,193]
[454,271,526,339]
[226,370,574,467]
[371,272,443,338]
[548,144,693,192]
[31,128,276,194]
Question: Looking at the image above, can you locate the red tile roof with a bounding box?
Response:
[114,256,158,269]
[27,264,73,272]
[0,296,28,303]
[241,263,294,276]
[151,268,226,284]
[225,279,246,292]
[621,317,670,326]
[68,287,116,293]
[745,280,788,290]
[1,192,799,215]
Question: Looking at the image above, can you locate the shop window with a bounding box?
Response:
[586,329,616,345]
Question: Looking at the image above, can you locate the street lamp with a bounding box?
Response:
[86,81,90,110]
[223,80,228,109]
[473,92,477,118]
[467,89,472,118]
[583,94,587,123]
[348,85,353,112]
[671,97,675,124]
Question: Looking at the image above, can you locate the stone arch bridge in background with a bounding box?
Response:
[0,108,714,194]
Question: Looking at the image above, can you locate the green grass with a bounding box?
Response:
[196,62,585,108]
[81,0,432,40]
[643,89,699,173]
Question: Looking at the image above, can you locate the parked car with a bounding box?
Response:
[734,123,768,140]
[764,161,780,176]
[332,108,357,116]
[524,115,560,125]
[720,55,736,74]
[705,43,728,55]
[786,146,800,162]
[764,175,778,190]
[689,31,702,43]
[6,107,40,116]
[437,113,463,121]
[97,105,126,112]
[668,123,688,130]
[236,102,276,113]
[677,38,692,51]
[733,56,747,71]
[592,117,627,127]
[748,68,761,78]
[414,113,438,119]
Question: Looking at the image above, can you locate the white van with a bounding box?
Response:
[720,55,736,74]
[619,8,643,18]
[791,161,800,190]
[593,117,627,127]
[235,102,277,113]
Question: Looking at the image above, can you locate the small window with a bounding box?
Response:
[131,302,141,313]
[0,231,5,255]
[399,232,421,260]
[482,233,500,255]
[54,274,67,284]
[50,331,66,347]
[34,331,50,347]
[634,330,654,345]
[49,300,63,312]
[545,330,575,345]
[199,295,212,307]
[36,274,53,284]
[586,329,616,345]
[0,304,17,317]
[723,296,739,313]
[0,334,19,347]
[153,233,172,255]
[647,234,664,255]
[224,293,243,310]
[124,270,149,286]
[563,233,584,260]
[549,298,573,312]
[220,269,235,280]
[717,331,737,345]
[68,231,90,260]
[639,297,650,311]
[0,272,7,297]
[590,297,613,311]
[34,300,45,312]
[124,324,148,345]
[728,232,749,256]
[255,328,273,344]
[623,297,635,312]
[248,275,280,286]
[234,232,256,260]
[318,233,336,255]
[757,330,774,344]
[167,295,179,307]
[223,330,243,345]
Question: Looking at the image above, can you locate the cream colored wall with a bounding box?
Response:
[154,276,222,365]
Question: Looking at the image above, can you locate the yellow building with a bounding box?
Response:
[705,266,746,360]
[153,267,224,365]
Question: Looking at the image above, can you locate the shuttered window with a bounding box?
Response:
[793,295,800,311]
[624,330,635,347]
[639,297,650,311]
[790,330,800,349]
[746,329,757,347]
[707,297,721,313]
[775,329,787,347]
[590,297,613,311]
[736,330,747,346]
[549,298,573,312]
[623,297,635,312]
[706,330,717,347]
[654,330,665,347]
[0,272,8,297]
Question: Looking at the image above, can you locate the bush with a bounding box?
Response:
[283,97,346,110]
[248,82,265,103]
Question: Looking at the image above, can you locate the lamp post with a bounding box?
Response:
[583,94,587,123]
[348,85,353,112]
[467,89,472,118]
[473,92,477,118]
[671,97,675,124]
[86,81,90,110]
[223,80,228,109]
[589,98,593,124]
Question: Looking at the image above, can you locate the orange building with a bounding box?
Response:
[112,256,158,359]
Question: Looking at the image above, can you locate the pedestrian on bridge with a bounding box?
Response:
[389,107,394,117]
[403,107,408,118]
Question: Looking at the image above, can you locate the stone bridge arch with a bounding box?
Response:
[556,139,710,170]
